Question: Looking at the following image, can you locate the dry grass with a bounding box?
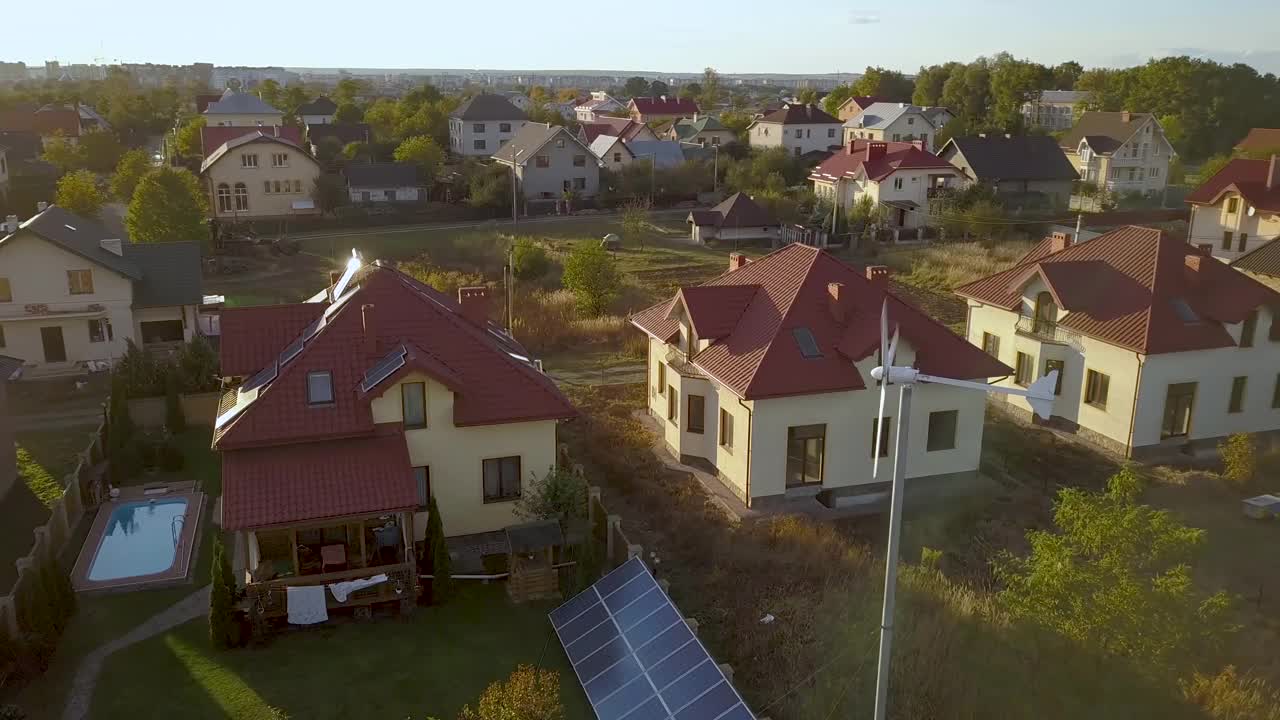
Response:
[1183,667,1280,720]
[878,240,1036,292]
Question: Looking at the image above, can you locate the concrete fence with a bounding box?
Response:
[127,391,220,429]
[0,412,107,641]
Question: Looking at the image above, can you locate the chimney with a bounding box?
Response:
[457,286,490,325]
[692,112,698,122]
[2,215,16,234]
[1186,255,1203,273]
[273,125,280,137]
[1268,154,1280,190]
[1197,243,1214,256]
[728,252,750,271]
[914,139,926,152]
[36,201,48,213]
[361,304,376,355]
[866,142,886,163]
[1050,231,1071,253]
[827,282,847,323]
[865,265,889,292]
[1121,110,1131,123]
[99,238,122,256]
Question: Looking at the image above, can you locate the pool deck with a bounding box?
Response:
[71,481,206,593]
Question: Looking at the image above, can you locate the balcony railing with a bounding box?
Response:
[1015,316,1082,350]
[246,562,415,621]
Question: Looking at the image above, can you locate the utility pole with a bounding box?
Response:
[508,149,524,334]
[872,383,911,720]
[712,144,719,194]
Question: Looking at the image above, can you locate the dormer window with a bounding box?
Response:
[307,371,334,405]
[1226,197,1239,214]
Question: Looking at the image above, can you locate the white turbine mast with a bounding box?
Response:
[870,298,1056,720]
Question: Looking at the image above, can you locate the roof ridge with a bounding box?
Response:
[739,246,824,397]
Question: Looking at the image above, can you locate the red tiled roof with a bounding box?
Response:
[1234,128,1280,153]
[579,117,650,143]
[632,245,1008,400]
[214,265,575,450]
[221,430,417,530]
[810,140,958,183]
[1185,157,1280,213]
[219,302,325,377]
[0,108,80,137]
[955,226,1280,354]
[840,96,885,112]
[670,285,760,340]
[200,125,303,158]
[629,97,700,116]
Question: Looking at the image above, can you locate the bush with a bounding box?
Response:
[209,535,236,649]
[1182,666,1280,720]
[511,238,552,282]
[110,435,143,484]
[515,467,588,522]
[1219,433,1256,487]
[561,244,621,317]
[114,337,220,398]
[425,495,452,603]
[0,704,27,720]
[165,373,186,434]
[457,665,563,720]
[159,441,184,472]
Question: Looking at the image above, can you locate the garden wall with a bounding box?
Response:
[127,391,220,429]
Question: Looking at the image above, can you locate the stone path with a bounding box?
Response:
[61,586,210,720]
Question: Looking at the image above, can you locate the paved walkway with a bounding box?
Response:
[61,586,210,720]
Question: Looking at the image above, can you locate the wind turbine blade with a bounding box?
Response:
[873,374,887,480]
[887,327,900,370]
[1026,370,1059,420]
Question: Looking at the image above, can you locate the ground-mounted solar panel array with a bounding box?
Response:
[549,558,754,720]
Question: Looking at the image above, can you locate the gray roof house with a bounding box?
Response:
[449,94,530,157]
[493,123,599,203]
[0,206,203,375]
[937,134,1078,207]
[343,163,426,203]
[202,91,285,125]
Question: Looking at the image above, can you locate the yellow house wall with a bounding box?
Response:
[204,147,322,219]
[370,372,559,539]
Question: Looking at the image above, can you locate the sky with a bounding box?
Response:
[8,0,1280,76]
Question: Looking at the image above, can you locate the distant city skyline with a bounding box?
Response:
[7,0,1280,76]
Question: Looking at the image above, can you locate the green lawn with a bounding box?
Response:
[90,585,590,720]
[5,374,110,417]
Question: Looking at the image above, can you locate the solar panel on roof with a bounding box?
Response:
[242,360,278,392]
[550,557,754,720]
[360,345,407,393]
[792,327,823,358]
[279,337,305,365]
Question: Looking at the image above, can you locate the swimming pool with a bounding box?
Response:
[87,499,189,582]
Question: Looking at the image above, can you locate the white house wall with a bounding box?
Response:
[1189,201,1280,262]
[449,118,528,156]
[750,122,842,155]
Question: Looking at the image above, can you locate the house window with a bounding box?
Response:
[88,318,112,343]
[711,136,721,145]
[271,153,288,167]
[907,117,914,125]
[573,177,586,190]
[472,123,485,133]
[234,183,249,211]
[67,269,94,295]
[573,155,586,167]
[719,408,733,450]
[1014,351,1033,387]
[926,410,958,452]
[1239,233,1248,252]
[482,456,521,502]
[657,363,666,394]
[688,394,705,433]
[556,139,565,148]
[1222,231,1233,250]
[1241,310,1258,347]
[473,139,486,150]
[0,278,10,302]
[535,155,550,168]
[892,133,901,141]
[667,386,678,423]
[1084,369,1109,409]
[402,381,426,428]
[786,424,825,487]
[893,177,903,190]
[981,332,999,359]
[827,128,836,138]
[794,129,803,139]
[273,180,282,194]
[294,179,302,193]
[499,122,511,133]
[1034,291,1057,333]
[1273,373,1280,409]
[241,153,258,168]
[264,180,272,194]
[1162,382,1196,439]
[1043,359,1064,395]
[413,466,430,510]
[1226,197,1239,214]
[216,183,232,212]
[1229,376,1247,414]
[871,416,891,458]
[613,152,622,162]
[307,371,334,405]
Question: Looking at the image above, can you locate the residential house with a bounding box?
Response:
[842,103,938,150]
[297,96,338,126]
[214,264,575,619]
[630,246,1009,510]
[492,123,599,202]
[578,117,657,145]
[0,131,56,182]
[588,135,634,171]
[306,123,372,155]
[1233,237,1280,290]
[922,107,955,131]
[543,101,578,121]
[1021,90,1088,132]
[344,162,425,203]
[201,125,303,160]
[809,140,964,230]
[686,192,779,244]
[0,206,202,376]
[0,104,83,143]
[1060,111,1173,195]
[575,92,625,122]
[628,96,700,124]
[0,354,21,500]
[937,134,1079,208]
[1235,128,1280,154]
[202,91,285,127]
[624,140,687,170]
[749,103,843,158]
[448,94,529,157]
[201,132,323,220]
[956,227,1280,459]
[834,95,884,122]
[497,91,532,113]
[668,115,735,147]
[1185,155,1280,261]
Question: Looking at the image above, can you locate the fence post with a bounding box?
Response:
[607,515,620,561]
[588,486,601,525]
[627,544,642,561]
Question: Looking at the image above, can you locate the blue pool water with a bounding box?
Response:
[88,499,189,582]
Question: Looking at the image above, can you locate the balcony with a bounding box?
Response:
[1015,316,1082,350]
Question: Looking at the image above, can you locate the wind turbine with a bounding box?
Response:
[870,299,1057,720]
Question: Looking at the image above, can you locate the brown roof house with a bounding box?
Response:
[686,193,780,244]
[1185,154,1280,262]
[1235,128,1280,154]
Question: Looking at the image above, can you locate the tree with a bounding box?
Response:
[468,163,512,210]
[514,467,588,522]
[125,167,208,245]
[41,134,85,173]
[698,67,722,110]
[623,76,649,97]
[1219,433,1256,487]
[457,665,563,720]
[913,62,962,107]
[795,87,819,104]
[678,83,701,101]
[648,80,669,97]
[208,534,235,649]
[1052,61,1084,90]
[256,79,282,108]
[561,243,621,316]
[425,495,452,602]
[392,135,444,186]
[311,174,348,215]
[363,98,401,142]
[173,116,206,158]
[165,371,186,434]
[55,170,104,217]
[333,102,363,124]
[333,77,367,106]
[79,130,125,173]
[852,66,914,101]
[620,199,651,248]
[110,149,152,202]
[720,110,753,144]
[823,85,854,117]
[996,467,1234,670]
